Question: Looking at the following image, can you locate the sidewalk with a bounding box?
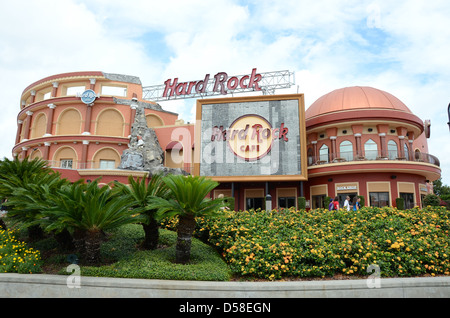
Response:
[1,273,449,298]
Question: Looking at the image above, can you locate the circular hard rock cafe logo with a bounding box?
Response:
[227,114,274,161]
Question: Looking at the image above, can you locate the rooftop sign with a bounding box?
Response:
[142,69,295,102]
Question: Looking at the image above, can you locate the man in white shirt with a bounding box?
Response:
[344,196,351,211]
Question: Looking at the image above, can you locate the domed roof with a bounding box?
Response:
[305,86,412,119]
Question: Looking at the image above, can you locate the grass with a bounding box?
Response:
[26,224,232,281]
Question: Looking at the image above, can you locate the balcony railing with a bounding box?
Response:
[308,151,440,167]
[46,160,194,174]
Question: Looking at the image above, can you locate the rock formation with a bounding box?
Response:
[118,103,188,176]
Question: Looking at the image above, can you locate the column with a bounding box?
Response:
[45,104,56,136]
[379,133,387,158]
[398,135,406,159]
[51,82,59,97]
[129,97,138,136]
[408,139,414,161]
[21,146,29,159]
[16,120,23,144]
[83,104,93,135]
[81,140,89,169]
[30,90,36,104]
[354,133,362,158]
[23,111,33,141]
[43,142,51,161]
[330,136,337,161]
[89,78,96,90]
[311,141,318,163]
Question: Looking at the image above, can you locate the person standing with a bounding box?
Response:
[344,196,351,211]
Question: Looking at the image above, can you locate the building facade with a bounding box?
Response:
[13,72,440,209]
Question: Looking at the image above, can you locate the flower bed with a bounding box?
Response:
[163,206,450,280]
[0,229,42,274]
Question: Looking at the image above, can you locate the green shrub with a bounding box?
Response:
[424,194,440,207]
[396,198,405,210]
[298,197,306,209]
[0,228,42,274]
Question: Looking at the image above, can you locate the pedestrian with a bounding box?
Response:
[333,196,340,210]
[328,198,334,211]
[344,196,351,211]
[352,197,361,211]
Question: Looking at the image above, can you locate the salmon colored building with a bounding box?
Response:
[13,72,440,210]
[13,71,194,185]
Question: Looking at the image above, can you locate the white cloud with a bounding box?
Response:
[0,0,449,184]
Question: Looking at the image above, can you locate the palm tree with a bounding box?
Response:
[44,179,139,264]
[114,173,171,249]
[149,174,225,264]
[0,157,60,239]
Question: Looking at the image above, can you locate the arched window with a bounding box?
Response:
[96,109,124,137]
[319,144,329,163]
[53,146,78,169]
[30,113,47,139]
[339,140,353,161]
[388,140,398,159]
[364,139,378,160]
[92,148,121,169]
[146,114,164,128]
[57,109,81,135]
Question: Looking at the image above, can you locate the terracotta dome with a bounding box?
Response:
[306,86,412,119]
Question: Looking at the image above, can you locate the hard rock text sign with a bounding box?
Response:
[163,68,262,98]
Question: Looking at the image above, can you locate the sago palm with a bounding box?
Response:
[44,179,139,264]
[114,173,171,250]
[0,157,61,239]
[149,174,225,264]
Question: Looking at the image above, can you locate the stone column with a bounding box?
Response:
[23,111,33,141]
[21,146,29,159]
[398,135,406,159]
[311,141,318,163]
[81,140,89,169]
[89,78,96,90]
[83,105,93,135]
[379,133,387,158]
[51,82,59,97]
[16,120,23,144]
[45,104,56,136]
[43,142,51,161]
[30,90,36,104]
[330,136,337,161]
[354,133,362,158]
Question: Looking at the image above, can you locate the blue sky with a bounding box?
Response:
[0,0,449,184]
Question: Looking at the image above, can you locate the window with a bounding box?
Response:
[246,197,264,210]
[369,192,389,207]
[388,140,398,159]
[400,192,414,209]
[278,197,296,209]
[364,139,378,160]
[101,85,127,97]
[66,86,86,96]
[60,159,73,169]
[319,144,329,163]
[339,140,353,161]
[99,160,115,169]
[312,194,326,209]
